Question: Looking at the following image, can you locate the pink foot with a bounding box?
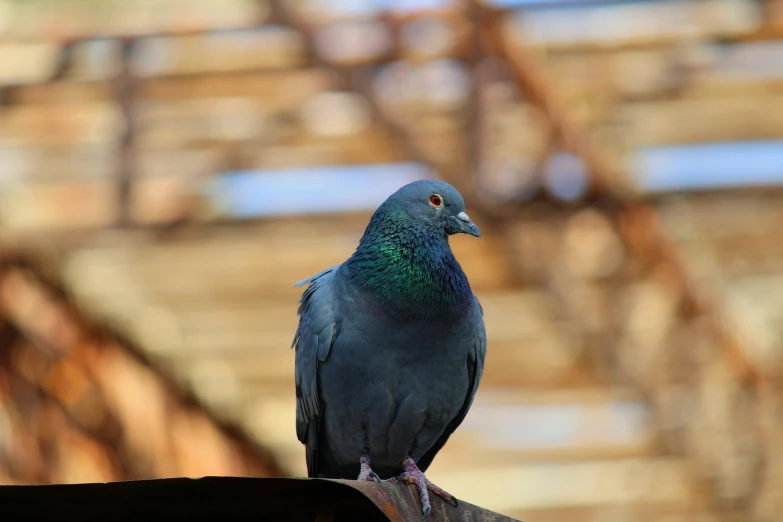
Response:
[356,455,382,482]
[387,457,458,518]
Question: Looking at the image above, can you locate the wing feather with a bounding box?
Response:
[292,266,340,477]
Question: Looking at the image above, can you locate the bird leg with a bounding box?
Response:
[386,456,458,518]
[356,455,382,482]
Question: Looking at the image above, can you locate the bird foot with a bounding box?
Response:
[387,457,458,518]
[356,455,382,483]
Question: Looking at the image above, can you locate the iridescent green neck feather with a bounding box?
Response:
[344,206,473,320]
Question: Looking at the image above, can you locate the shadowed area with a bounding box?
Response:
[0,477,520,522]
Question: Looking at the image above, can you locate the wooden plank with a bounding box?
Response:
[453,396,650,453]
[240,140,409,169]
[0,180,117,231]
[656,194,783,240]
[507,505,723,522]
[0,103,123,147]
[134,98,267,147]
[0,42,60,86]
[541,48,680,98]
[0,145,117,182]
[7,82,114,105]
[687,41,783,90]
[131,28,306,77]
[134,148,226,180]
[621,95,783,146]
[0,0,261,40]
[137,70,334,103]
[504,0,760,52]
[427,458,692,513]
[434,438,657,468]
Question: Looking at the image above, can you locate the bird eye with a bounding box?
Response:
[429,194,443,207]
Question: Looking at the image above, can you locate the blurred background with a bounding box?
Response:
[1,0,783,520]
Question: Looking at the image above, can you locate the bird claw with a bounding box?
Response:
[357,455,382,483]
[394,457,458,518]
[358,472,382,483]
[398,471,458,507]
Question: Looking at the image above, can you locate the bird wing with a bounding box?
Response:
[416,296,487,473]
[292,265,340,478]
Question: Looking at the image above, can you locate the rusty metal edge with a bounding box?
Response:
[331,478,521,522]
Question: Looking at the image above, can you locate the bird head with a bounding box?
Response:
[382,179,481,238]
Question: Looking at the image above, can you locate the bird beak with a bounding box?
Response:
[455,212,481,238]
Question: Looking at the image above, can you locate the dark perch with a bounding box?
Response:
[0,477,520,522]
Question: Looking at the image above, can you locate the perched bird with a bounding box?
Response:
[292,179,486,518]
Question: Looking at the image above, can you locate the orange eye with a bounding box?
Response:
[429,194,443,207]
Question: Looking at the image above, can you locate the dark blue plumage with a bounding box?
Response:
[292,180,486,518]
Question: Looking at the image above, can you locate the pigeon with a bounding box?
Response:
[292,179,486,518]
